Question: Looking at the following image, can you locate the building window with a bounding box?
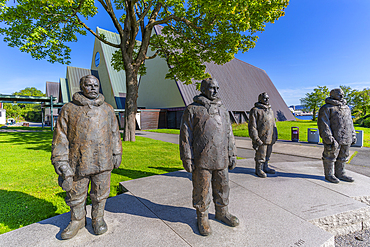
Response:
[95,52,100,67]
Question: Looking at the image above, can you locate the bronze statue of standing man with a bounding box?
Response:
[180,78,239,236]
[248,92,278,178]
[51,75,122,239]
[318,88,356,183]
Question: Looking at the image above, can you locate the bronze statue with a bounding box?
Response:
[248,92,278,178]
[318,88,356,183]
[180,78,239,236]
[51,75,122,239]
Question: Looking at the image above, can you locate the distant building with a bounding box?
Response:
[52,26,295,129]
[90,27,133,109]
[44,81,60,125]
[137,26,295,128]
[0,107,5,125]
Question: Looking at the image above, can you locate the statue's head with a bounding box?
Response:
[258,92,269,105]
[80,75,100,99]
[330,88,344,101]
[200,78,219,101]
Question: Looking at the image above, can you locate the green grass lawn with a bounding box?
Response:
[145,120,370,147]
[0,129,182,234]
[144,129,180,135]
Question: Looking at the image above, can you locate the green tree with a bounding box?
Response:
[300,86,329,121]
[351,88,370,118]
[339,85,354,105]
[0,0,289,141]
[3,87,45,122]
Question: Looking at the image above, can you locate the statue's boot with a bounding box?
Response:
[92,200,108,235]
[61,204,86,240]
[323,160,339,183]
[263,161,276,174]
[215,206,239,227]
[196,209,211,236]
[335,161,354,182]
[255,161,267,178]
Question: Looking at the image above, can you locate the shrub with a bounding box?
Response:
[363,118,370,128]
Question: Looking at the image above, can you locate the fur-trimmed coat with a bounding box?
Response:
[318,97,356,145]
[180,95,236,170]
[248,102,277,145]
[51,92,122,177]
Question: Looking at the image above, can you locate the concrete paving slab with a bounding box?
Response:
[2,154,367,246]
[121,170,334,247]
[271,160,370,199]
[135,131,355,161]
[0,192,189,247]
[231,159,370,235]
[136,131,179,144]
[231,160,367,220]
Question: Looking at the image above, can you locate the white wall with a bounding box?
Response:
[0,109,6,125]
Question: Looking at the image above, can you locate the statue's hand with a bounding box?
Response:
[352,137,357,145]
[327,139,339,151]
[229,156,237,170]
[113,155,122,169]
[253,139,263,150]
[55,162,73,178]
[182,159,194,173]
[55,162,73,192]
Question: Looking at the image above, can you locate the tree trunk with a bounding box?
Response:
[124,68,138,142]
[312,108,317,121]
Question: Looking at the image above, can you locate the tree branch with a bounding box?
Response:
[72,0,86,16]
[97,0,124,40]
[149,15,200,30]
[75,15,120,48]
[145,50,160,60]
[134,2,162,66]
[137,0,153,25]
[125,0,139,58]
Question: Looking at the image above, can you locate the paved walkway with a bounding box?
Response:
[1,131,369,246]
[137,131,370,177]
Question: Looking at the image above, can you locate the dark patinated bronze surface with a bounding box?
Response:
[318,88,356,183]
[248,92,278,178]
[51,75,122,239]
[180,78,239,236]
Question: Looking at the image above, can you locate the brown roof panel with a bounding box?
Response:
[175,59,295,121]
[45,81,60,102]
[153,25,294,121]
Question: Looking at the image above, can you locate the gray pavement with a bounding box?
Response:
[1,130,369,246]
[136,131,369,177]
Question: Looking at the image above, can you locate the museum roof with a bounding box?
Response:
[153,25,295,121]
[45,81,60,102]
[65,66,100,99]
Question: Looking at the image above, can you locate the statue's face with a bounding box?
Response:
[331,89,344,101]
[82,78,99,99]
[202,80,219,100]
[260,93,270,105]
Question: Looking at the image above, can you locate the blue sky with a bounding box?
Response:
[1,0,370,106]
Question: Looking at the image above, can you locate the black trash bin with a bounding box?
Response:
[291,127,299,142]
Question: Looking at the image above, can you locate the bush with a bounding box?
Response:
[355,118,364,126]
[363,118,370,128]
[355,114,370,127]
